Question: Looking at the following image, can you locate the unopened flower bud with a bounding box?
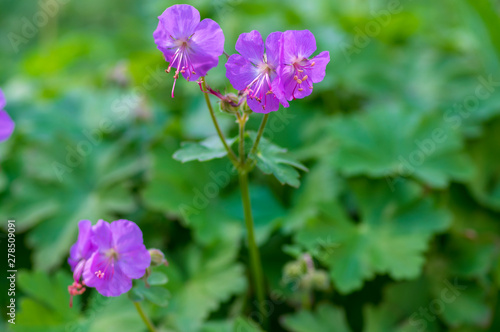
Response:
[219,93,239,114]
[148,248,168,267]
[311,270,329,290]
[283,260,307,281]
[299,274,313,290]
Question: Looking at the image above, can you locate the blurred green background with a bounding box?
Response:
[1,0,500,331]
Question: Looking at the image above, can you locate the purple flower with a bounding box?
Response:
[0,89,14,142]
[153,4,225,97]
[274,30,330,101]
[83,219,151,297]
[225,30,287,114]
[67,220,96,307]
[68,220,96,283]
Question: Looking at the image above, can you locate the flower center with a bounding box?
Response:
[105,248,119,260]
[245,59,276,110]
[174,38,190,50]
[258,63,273,75]
[93,248,119,281]
[289,58,315,98]
[166,36,197,97]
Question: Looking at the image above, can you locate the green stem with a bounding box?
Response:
[238,170,266,317]
[201,77,239,166]
[238,113,247,166]
[133,302,157,332]
[249,113,270,156]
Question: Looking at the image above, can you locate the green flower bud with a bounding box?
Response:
[283,260,307,282]
[311,270,329,291]
[148,248,168,267]
[299,274,313,290]
[219,93,239,114]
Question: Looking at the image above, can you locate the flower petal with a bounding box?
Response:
[181,18,225,79]
[72,259,86,283]
[96,266,132,297]
[247,92,280,114]
[309,51,330,83]
[117,246,151,279]
[157,4,200,40]
[282,30,317,63]
[109,219,151,279]
[110,219,144,253]
[153,22,177,61]
[183,51,219,80]
[91,219,112,251]
[68,219,95,270]
[279,65,314,101]
[225,54,259,91]
[84,252,132,297]
[0,110,14,142]
[270,78,289,108]
[82,251,104,287]
[235,30,264,65]
[265,31,282,68]
[191,18,225,58]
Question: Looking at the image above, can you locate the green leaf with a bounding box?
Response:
[363,279,439,332]
[281,303,351,332]
[466,119,500,211]
[12,270,80,332]
[248,131,308,187]
[162,240,247,332]
[438,284,492,328]
[133,283,170,307]
[128,287,145,302]
[148,271,169,286]
[173,136,236,163]
[142,141,234,223]
[86,295,145,332]
[200,320,233,332]
[284,160,344,232]
[295,179,451,294]
[330,108,474,188]
[233,317,265,332]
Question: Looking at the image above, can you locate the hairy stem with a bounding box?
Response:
[133,302,157,332]
[201,77,239,166]
[238,169,266,318]
[249,113,270,157]
[238,112,247,166]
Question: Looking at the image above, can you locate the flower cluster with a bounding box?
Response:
[153,5,329,114]
[0,88,15,142]
[68,219,151,306]
[226,29,329,113]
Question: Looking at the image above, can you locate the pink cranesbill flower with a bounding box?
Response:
[225,30,288,114]
[0,89,14,142]
[153,4,225,97]
[83,219,151,297]
[67,220,96,307]
[274,30,330,101]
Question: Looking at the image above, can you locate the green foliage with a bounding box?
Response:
[295,179,451,293]
[2,0,500,331]
[330,108,474,188]
[173,136,237,162]
[282,303,351,332]
[161,240,247,332]
[248,132,308,187]
[11,271,79,332]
